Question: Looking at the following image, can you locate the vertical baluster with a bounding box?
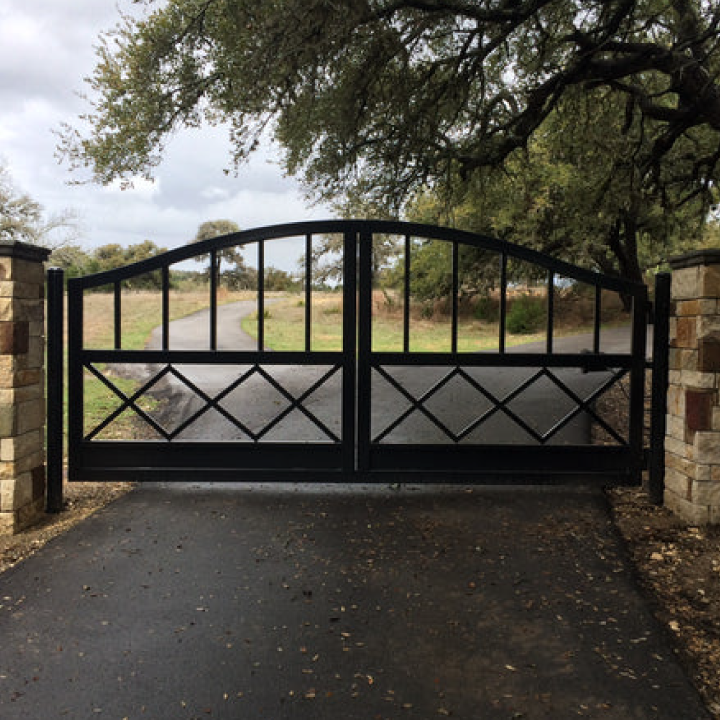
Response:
[162,266,170,350]
[629,287,649,483]
[357,228,373,472]
[546,270,554,354]
[305,233,312,353]
[342,229,357,473]
[593,284,602,353]
[451,241,459,354]
[258,239,265,352]
[403,235,410,353]
[114,280,121,350]
[210,249,218,350]
[499,254,508,353]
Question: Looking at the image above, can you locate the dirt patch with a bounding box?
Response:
[0,481,132,575]
[608,487,720,718]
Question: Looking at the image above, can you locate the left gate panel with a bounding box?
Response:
[66,227,358,482]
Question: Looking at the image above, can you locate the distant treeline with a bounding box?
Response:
[49,241,299,292]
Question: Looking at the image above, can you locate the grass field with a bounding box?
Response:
[239,291,605,352]
[82,289,256,350]
[81,290,255,438]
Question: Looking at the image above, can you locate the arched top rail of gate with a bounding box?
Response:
[70,219,646,298]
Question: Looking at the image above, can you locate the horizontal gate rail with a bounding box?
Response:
[366,352,635,369]
[365,445,638,483]
[80,350,346,364]
[73,442,347,483]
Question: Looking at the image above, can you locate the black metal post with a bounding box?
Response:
[593,285,602,353]
[648,272,671,504]
[629,286,649,484]
[66,280,84,483]
[46,267,64,513]
[162,265,170,350]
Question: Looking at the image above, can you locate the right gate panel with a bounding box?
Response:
[355,225,648,484]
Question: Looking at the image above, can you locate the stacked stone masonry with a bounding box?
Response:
[0,243,50,534]
[666,250,720,524]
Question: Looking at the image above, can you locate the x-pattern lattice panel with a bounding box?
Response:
[84,363,343,443]
[371,364,629,446]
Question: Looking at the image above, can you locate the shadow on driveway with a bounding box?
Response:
[0,483,709,719]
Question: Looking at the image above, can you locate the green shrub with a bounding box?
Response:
[507,295,545,334]
[473,295,499,322]
[420,303,434,319]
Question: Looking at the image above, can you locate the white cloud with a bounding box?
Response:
[0,0,331,270]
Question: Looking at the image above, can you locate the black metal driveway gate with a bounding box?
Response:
[46,220,670,499]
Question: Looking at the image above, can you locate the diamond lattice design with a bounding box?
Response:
[372,365,628,445]
[85,363,342,443]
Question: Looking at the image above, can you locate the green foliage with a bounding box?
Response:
[506,296,546,335]
[224,263,257,290]
[384,235,504,302]
[304,231,400,288]
[420,303,434,320]
[405,240,452,302]
[189,219,257,289]
[49,244,93,279]
[250,308,272,321]
[264,266,298,292]
[0,165,42,244]
[50,240,169,289]
[473,296,499,323]
[58,1,720,283]
[61,2,720,202]
[406,87,718,284]
[194,219,240,243]
[0,163,78,249]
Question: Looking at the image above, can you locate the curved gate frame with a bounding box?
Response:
[46,220,669,497]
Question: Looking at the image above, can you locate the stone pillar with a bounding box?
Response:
[665,249,720,524]
[0,242,50,534]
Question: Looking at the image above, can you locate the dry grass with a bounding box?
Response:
[242,289,630,353]
[82,289,257,349]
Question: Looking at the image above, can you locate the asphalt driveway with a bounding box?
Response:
[0,483,709,719]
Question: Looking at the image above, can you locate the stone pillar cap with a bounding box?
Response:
[0,241,51,263]
[669,249,720,270]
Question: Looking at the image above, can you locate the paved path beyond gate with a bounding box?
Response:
[0,484,708,719]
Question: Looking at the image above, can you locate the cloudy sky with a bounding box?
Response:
[0,0,331,270]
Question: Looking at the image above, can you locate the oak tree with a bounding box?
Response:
[59,0,720,279]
